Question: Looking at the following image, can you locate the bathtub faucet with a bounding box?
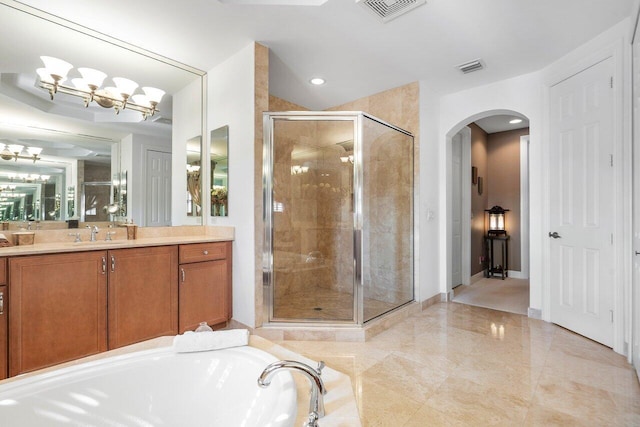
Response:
[257,360,326,424]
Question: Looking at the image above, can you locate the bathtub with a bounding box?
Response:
[0,345,297,426]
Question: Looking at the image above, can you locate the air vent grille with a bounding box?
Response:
[357,0,426,23]
[456,59,485,74]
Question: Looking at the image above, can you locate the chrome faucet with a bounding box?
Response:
[257,360,326,425]
[87,225,99,242]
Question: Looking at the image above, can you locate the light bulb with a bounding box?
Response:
[112,77,138,97]
[78,68,107,90]
[8,144,23,155]
[142,87,165,104]
[131,94,151,107]
[40,56,73,80]
[27,146,43,156]
[36,68,59,84]
[72,78,90,91]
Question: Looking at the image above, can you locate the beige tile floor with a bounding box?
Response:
[277,302,640,426]
[453,277,530,315]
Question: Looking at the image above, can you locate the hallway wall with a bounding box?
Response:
[470,123,488,276]
[487,128,529,272]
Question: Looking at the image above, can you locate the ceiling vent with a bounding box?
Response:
[357,0,426,23]
[456,59,485,74]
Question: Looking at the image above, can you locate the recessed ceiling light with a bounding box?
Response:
[509,118,523,124]
[310,77,325,85]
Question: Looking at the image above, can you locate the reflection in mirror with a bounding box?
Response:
[210,126,228,217]
[186,136,202,217]
[0,2,204,226]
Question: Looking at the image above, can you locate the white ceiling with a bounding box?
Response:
[474,114,529,134]
[11,0,635,111]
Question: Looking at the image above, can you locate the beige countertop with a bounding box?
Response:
[0,225,234,256]
[0,335,361,426]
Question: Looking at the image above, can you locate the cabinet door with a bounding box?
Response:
[0,285,6,380]
[108,246,178,349]
[179,259,229,333]
[9,252,108,376]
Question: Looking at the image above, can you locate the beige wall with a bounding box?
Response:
[254,43,269,327]
[487,128,529,272]
[469,123,488,276]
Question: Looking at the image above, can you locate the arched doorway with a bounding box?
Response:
[446,110,530,315]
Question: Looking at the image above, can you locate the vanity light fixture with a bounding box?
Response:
[340,155,354,164]
[0,144,43,163]
[309,77,325,85]
[37,56,165,120]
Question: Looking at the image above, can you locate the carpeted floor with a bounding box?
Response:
[452,277,529,315]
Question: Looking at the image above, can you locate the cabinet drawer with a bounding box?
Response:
[179,242,228,264]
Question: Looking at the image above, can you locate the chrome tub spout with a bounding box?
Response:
[258,360,326,421]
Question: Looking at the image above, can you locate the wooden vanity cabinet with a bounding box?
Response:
[8,252,108,376]
[0,286,6,380]
[0,257,7,380]
[108,246,178,349]
[178,242,232,333]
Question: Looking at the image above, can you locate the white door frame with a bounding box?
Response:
[461,127,472,286]
[542,39,629,355]
[520,135,530,280]
[449,127,472,290]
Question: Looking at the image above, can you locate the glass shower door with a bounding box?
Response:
[270,117,356,323]
[361,115,414,322]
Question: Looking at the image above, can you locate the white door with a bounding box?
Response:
[146,150,172,227]
[632,23,640,380]
[549,57,615,347]
[451,133,463,288]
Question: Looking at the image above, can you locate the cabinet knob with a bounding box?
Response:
[203,250,209,255]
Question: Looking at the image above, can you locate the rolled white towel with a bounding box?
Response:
[172,329,250,353]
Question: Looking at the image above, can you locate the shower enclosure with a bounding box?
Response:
[263,112,414,325]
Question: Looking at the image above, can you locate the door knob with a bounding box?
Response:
[548,232,561,239]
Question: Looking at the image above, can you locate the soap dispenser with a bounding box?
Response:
[194,321,213,332]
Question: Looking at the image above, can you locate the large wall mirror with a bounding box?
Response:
[0,1,204,227]
[211,126,228,217]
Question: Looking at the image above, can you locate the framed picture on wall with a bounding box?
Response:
[472,166,478,184]
[477,177,483,195]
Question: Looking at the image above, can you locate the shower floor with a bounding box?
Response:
[273,285,400,322]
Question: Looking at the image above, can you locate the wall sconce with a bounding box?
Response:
[485,205,509,235]
[37,56,165,120]
[291,165,309,175]
[340,155,354,164]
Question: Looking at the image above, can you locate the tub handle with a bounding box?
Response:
[181,268,186,283]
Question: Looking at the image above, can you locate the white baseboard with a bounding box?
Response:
[528,307,542,319]
[508,270,527,279]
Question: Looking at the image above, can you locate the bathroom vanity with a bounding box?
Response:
[0,226,233,379]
